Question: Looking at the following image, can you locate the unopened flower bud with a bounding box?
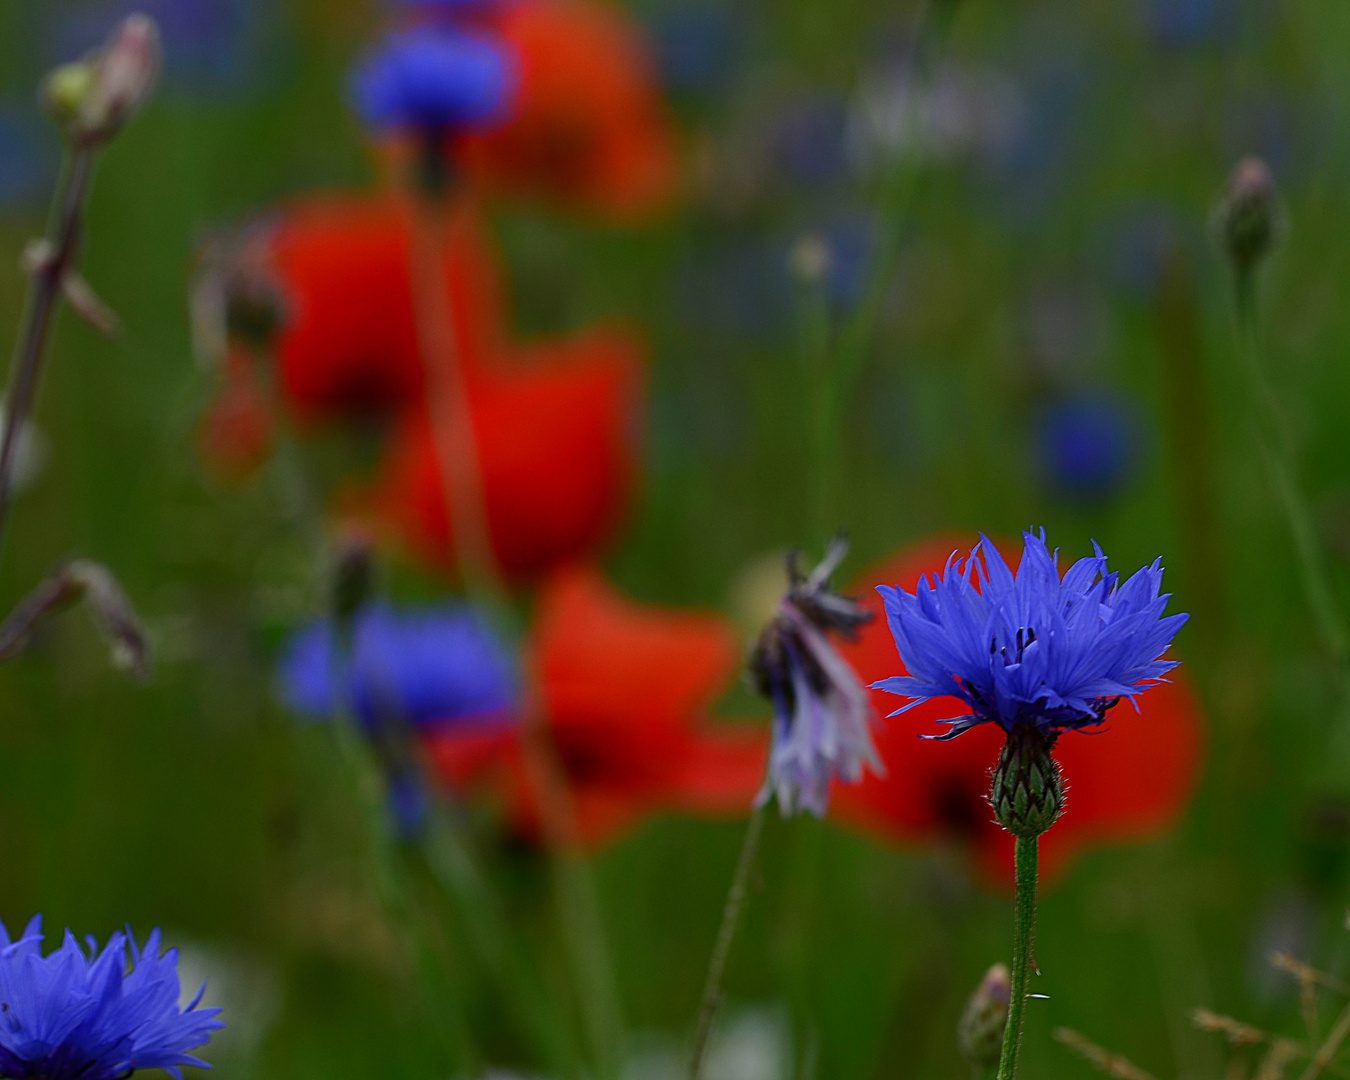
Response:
[331,533,376,633]
[991,725,1064,838]
[41,62,97,127]
[45,14,161,145]
[958,963,1010,1069]
[1215,156,1282,274]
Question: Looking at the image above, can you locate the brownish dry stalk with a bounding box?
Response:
[1053,1028,1158,1080]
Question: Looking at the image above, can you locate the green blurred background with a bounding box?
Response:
[5,0,1350,1077]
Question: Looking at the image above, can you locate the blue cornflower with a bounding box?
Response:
[278,602,517,733]
[874,530,1187,740]
[0,916,223,1080]
[351,26,515,135]
[750,539,883,817]
[1034,394,1142,502]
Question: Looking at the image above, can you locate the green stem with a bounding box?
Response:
[1234,284,1348,664]
[996,835,1038,1080]
[419,809,573,1074]
[690,805,767,1080]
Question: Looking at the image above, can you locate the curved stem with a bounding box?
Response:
[996,836,1038,1080]
[1233,282,1348,664]
[690,805,766,1080]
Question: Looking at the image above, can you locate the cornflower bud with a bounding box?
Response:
[990,724,1064,838]
[43,14,162,145]
[958,963,1011,1069]
[1215,155,1282,275]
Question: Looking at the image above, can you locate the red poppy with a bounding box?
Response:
[453,0,679,219]
[345,330,643,581]
[423,564,768,846]
[831,535,1206,888]
[266,192,505,423]
[198,346,273,483]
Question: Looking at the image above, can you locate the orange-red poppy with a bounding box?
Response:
[423,564,767,846]
[346,331,644,581]
[453,0,680,219]
[831,535,1206,888]
[266,192,505,423]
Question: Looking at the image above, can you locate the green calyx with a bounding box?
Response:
[991,725,1064,838]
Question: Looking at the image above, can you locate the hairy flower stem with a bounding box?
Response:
[690,804,767,1080]
[996,836,1038,1080]
[0,147,95,556]
[1233,273,1348,665]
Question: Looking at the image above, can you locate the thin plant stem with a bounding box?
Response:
[517,694,626,1080]
[418,807,574,1074]
[1233,276,1348,665]
[323,650,479,1077]
[793,262,835,546]
[0,146,96,556]
[405,173,624,1079]
[689,804,767,1080]
[1154,248,1225,637]
[405,190,509,615]
[997,835,1038,1080]
[796,0,956,547]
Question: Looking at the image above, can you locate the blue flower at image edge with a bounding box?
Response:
[352,26,516,134]
[0,917,222,1080]
[875,530,1187,739]
[278,603,517,733]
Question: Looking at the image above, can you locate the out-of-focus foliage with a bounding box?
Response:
[4,0,1350,1078]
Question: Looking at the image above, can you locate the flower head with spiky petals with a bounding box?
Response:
[750,538,884,816]
[873,530,1188,740]
[0,916,223,1080]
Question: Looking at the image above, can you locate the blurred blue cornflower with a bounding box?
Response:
[278,602,517,734]
[0,916,223,1080]
[1034,395,1143,501]
[875,530,1187,739]
[750,539,882,817]
[352,26,516,135]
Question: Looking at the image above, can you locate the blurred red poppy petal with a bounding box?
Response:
[350,334,643,581]
[423,565,760,847]
[268,193,505,423]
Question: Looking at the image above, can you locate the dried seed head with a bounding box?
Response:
[1216,156,1282,274]
[958,963,1010,1069]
